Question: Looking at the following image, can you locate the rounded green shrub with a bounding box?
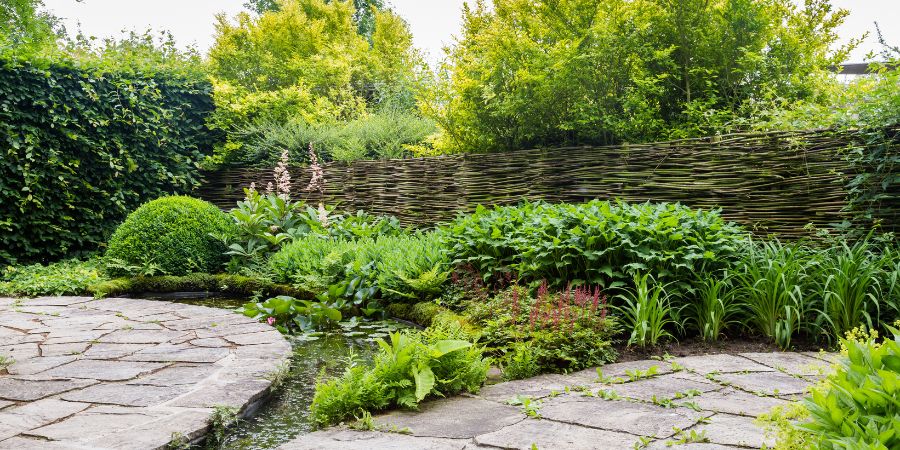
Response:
[105,196,237,276]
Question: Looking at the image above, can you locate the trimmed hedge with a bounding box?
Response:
[0,57,217,265]
[89,273,309,299]
[105,196,237,276]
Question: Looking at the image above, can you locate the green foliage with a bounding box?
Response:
[465,284,617,378]
[376,233,450,303]
[0,0,61,52]
[0,258,107,297]
[268,232,449,304]
[732,239,811,349]
[425,0,851,154]
[793,330,900,449]
[814,238,884,343]
[223,111,435,166]
[0,57,216,266]
[309,326,488,427]
[105,197,238,277]
[441,200,743,291]
[240,295,342,333]
[685,275,743,342]
[613,273,677,348]
[208,0,425,163]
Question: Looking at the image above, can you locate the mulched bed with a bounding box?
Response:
[613,335,829,362]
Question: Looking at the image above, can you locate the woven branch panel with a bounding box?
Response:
[196,128,899,237]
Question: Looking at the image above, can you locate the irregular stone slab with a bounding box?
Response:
[27,409,164,441]
[675,388,789,417]
[122,343,230,363]
[6,356,77,376]
[713,372,810,396]
[39,343,89,357]
[739,352,830,377]
[0,378,97,401]
[374,396,523,439]
[672,354,775,375]
[223,331,284,346]
[540,397,709,439]
[24,297,94,307]
[0,401,13,410]
[127,364,219,387]
[696,413,774,448]
[85,409,211,450]
[282,429,468,450]
[474,417,640,450]
[0,343,39,360]
[477,373,581,403]
[0,436,89,449]
[189,337,231,348]
[81,343,146,360]
[646,441,741,449]
[42,360,166,381]
[61,383,190,407]
[98,329,188,344]
[0,398,90,430]
[572,359,674,383]
[610,373,721,402]
[43,330,109,345]
[167,380,271,409]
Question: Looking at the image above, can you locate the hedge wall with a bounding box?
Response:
[0,57,217,265]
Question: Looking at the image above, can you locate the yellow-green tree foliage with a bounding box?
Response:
[424,0,852,154]
[208,0,422,148]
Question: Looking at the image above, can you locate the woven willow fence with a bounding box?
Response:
[197,127,899,237]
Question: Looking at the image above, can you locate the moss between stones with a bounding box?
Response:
[89,273,311,299]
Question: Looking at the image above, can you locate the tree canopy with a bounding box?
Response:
[424,0,854,154]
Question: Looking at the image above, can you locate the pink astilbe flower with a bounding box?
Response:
[273,149,292,200]
[267,317,276,326]
[304,143,328,227]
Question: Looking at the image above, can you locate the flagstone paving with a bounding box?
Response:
[0,296,292,449]
[283,351,836,450]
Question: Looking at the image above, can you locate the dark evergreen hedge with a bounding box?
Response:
[0,57,217,265]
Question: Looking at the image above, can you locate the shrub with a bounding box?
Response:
[441,200,743,292]
[0,258,107,297]
[466,283,618,378]
[0,57,216,266]
[309,325,488,427]
[105,196,237,276]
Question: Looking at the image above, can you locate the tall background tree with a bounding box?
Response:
[0,0,62,51]
[423,0,854,154]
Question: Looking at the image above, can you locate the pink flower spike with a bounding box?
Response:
[267,317,276,326]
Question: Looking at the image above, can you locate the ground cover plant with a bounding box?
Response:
[309,323,489,427]
[763,327,900,449]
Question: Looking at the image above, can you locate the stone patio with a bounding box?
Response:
[0,296,292,449]
[283,351,835,450]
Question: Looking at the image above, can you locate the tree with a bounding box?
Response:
[424,0,853,154]
[208,0,425,163]
[0,0,62,51]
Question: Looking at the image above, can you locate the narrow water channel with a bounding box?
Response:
[171,297,409,449]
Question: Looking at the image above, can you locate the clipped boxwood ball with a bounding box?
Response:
[105,196,237,276]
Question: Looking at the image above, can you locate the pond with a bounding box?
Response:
[170,297,411,449]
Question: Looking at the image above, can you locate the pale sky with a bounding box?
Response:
[43,0,900,64]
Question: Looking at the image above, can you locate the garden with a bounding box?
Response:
[1,0,900,449]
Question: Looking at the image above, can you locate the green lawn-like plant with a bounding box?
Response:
[309,325,488,427]
[613,273,677,348]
